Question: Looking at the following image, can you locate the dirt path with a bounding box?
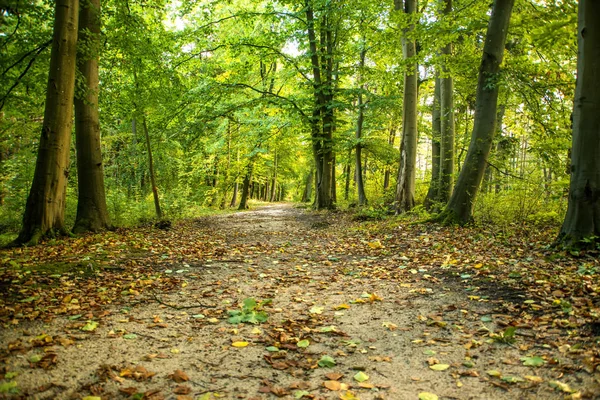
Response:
[0,204,598,399]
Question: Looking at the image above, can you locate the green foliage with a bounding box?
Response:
[227,297,271,324]
[491,326,517,344]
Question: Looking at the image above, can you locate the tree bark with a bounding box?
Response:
[558,0,600,247]
[238,164,252,210]
[141,116,162,219]
[306,0,334,209]
[438,0,455,203]
[73,0,110,234]
[355,44,368,206]
[383,127,397,190]
[394,0,418,213]
[435,0,514,225]
[424,77,442,210]
[16,0,79,245]
[302,169,313,202]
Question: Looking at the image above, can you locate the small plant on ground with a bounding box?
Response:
[228,297,271,324]
[491,326,517,344]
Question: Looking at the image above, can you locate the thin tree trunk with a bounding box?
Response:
[73,0,109,233]
[344,149,352,201]
[395,0,418,213]
[16,0,79,245]
[559,0,600,247]
[424,77,442,210]
[435,0,515,225]
[141,116,162,219]
[355,44,367,206]
[383,127,397,190]
[270,150,277,202]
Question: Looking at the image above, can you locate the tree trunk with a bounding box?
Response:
[394,0,418,213]
[141,116,162,219]
[270,151,277,202]
[355,45,368,206]
[73,0,109,234]
[383,127,397,190]
[344,149,352,201]
[230,182,238,207]
[435,0,515,225]
[306,1,334,210]
[302,169,313,202]
[16,0,79,245]
[559,0,600,247]
[438,0,455,203]
[238,164,252,210]
[424,77,442,210]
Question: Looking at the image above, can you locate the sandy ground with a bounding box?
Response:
[0,204,598,400]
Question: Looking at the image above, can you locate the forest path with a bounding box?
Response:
[0,204,598,399]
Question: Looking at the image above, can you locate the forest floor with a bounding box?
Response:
[0,203,599,400]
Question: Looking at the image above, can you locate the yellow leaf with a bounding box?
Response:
[429,364,450,371]
[334,304,350,310]
[339,391,359,400]
[232,341,249,348]
[524,375,543,383]
[418,393,438,400]
[474,263,483,269]
[367,240,383,249]
[251,327,262,335]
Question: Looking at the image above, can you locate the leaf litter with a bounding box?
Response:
[0,203,598,399]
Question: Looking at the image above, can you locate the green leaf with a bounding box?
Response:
[353,371,369,382]
[192,314,205,319]
[297,339,310,348]
[81,320,98,332]
[123,333,138,340]
[480,315,492,322]
[0,381,18,394]
[4,372,18,379]
[486,370,502,377]
[266,346,279,352]
[422,349,436,356]
[68,314,82,320]
[521,356,546,367]
[19,296,38,303]
[502,375,525,383]
[243,297,257,311]
[317,355,336,368]
[320,326,336,332]
[294,390,310,399]
[29,354,42,363]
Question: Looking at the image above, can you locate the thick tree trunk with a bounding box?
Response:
[16,0,79,245]
[439,0,455,203]
[73,0,110,234]
[424,77,442,210]
[559,0,600,247]
[394,0,418,213]
[141,116,162,219]
[435,0,514,225]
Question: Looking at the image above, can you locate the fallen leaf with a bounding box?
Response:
[418,393,439,400]
[169,370,189,383]
[232,341,249,347]
[429,364,450,371]
[324,380,341,391]
[353,371,369,382]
